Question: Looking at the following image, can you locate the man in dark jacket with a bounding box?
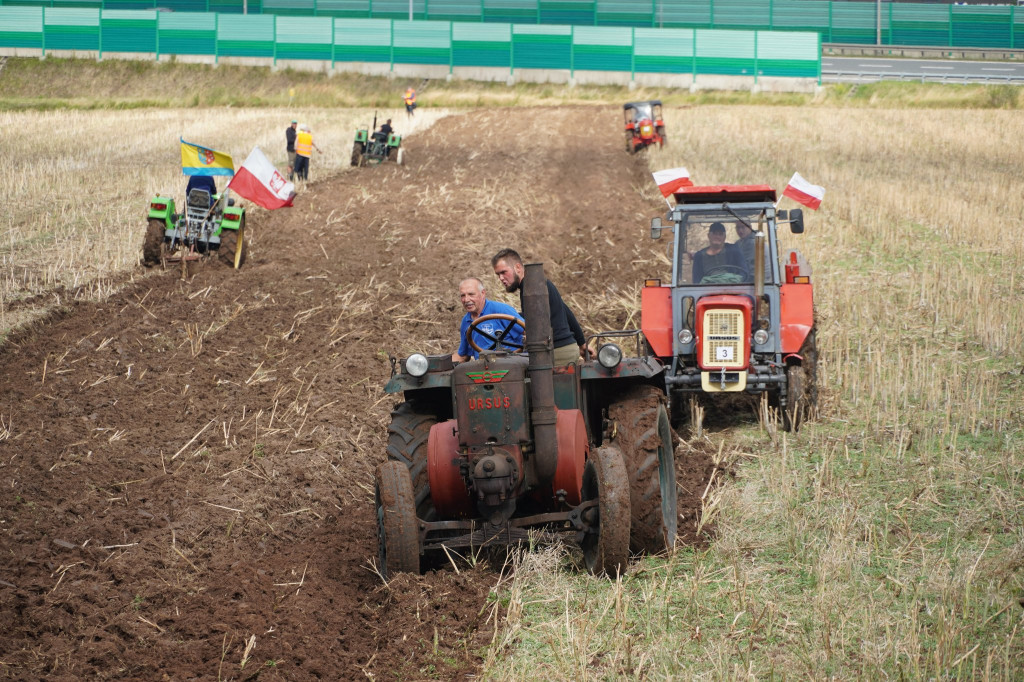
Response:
[491,248,585,366]
[285,119,297,180]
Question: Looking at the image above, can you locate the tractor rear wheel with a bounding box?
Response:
[608,385,678,555]
[375,461,421,578]
[217,220,247,269]
[386,401,438,520]
[580,445,631,576]
[656,126,667,147]
[624,133,634,153]
[783,328,818,432]
[142,218,166,266]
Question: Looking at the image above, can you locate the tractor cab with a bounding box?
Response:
[643,184,816,429]
[623,100,666,153]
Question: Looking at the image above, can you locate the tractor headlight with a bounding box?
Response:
[677,329,693,345]
[405,353,429,377]
[597,344,623,369]
[753,329,769,346]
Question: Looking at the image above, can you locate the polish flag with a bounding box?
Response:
[782,172,825,210]
[652,167,693,197]
[227,146,295,210]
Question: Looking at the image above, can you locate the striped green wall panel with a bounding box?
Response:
[333,17,390,61]
[660,0,710,29]
[101,10,156,52]
[757,30,816,76]
[45,7,99,50]
[217,12,273,56]
[714,0,767,29]
[153,0,210,11]
[694,28,752,74]
[157,10,215,54]
[633,26,691,73]
[275,16,331,59]
[427,0,481,21]
[830,3,876,45]
[0,6,42,48]
[538,0,594,26]
[1015,12,1024,50]
[392,19,449,63]
[573,25,630,71]
[482,0,535,24]
[595,0,653,28]
[208,0,255,14]
[452,21,509,66]
[314,0,369,18]
[952,7,1011,49]
[261,0,314,16]
[512,23,569,69]
[370,0,425,20]
[772,0,829,33]
[890,4,946,47]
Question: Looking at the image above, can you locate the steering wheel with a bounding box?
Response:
[467,314,525,354]
[700,265,748,283]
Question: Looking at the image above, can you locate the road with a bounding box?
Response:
[821,56,1024,84]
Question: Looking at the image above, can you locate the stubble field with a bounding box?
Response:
[0,75,1022,680]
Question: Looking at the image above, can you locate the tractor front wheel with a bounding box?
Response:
[387,401,438,520]
[396,148,405,166]
[375,461,421,578]
[217,220,247,269]
[608,385,678,555]
[580,445,631,577]
[142,218,166,266]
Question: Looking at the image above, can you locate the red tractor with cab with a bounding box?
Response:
[624,100,666,153]
[642,185,817,430]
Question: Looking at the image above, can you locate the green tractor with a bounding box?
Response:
[143,186,247,270]
[351,113,404,167]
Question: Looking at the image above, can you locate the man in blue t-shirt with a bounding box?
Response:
[452,277,524,362]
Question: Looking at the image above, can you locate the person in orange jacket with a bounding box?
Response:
[403,87,417,117]
[293,124,321,181]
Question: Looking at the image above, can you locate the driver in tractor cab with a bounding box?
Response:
[377,119,395,158]
[691,222,746,284]
[451,277,524,363]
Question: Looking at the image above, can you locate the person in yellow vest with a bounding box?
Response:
[293,124,321,181]
[403,87,417,118]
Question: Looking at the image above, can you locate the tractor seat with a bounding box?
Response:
[371,131,387,142]
[187,188,213,209]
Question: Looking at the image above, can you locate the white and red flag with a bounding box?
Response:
[652,167,693,197]
[227,146,295,210]
[782,172,825,210]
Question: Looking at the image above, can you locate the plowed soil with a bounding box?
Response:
[0,108,714,680]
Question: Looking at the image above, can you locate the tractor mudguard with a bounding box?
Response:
[579,356,664,381]
[640,285,672,358]
[780,283,814,353]
[148,195,175,224]
[387,133,402,148]
[385,370,453,394]
[355,129,368,143]
[220,206,244,231]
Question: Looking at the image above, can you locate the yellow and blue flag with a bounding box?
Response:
[180,138,235,177]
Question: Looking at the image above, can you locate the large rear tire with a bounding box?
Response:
[783,328,818,432]
[581,445,631,577]
[350,142,362,167]
[656,125,667,147]
[375,461,421,578]
[386,401,438,520]
[217,218,246,269]
[142,218,166,266]
[608,385,678,555]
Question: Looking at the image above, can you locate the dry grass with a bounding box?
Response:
[0,106,449,333]
[484,106,1024,679]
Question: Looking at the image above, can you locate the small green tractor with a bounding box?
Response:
[143,188,246,270]
[351,114,404,167]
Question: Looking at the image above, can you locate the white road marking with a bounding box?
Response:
[859,63,891,68]
[982,67,1015,72]
[920,66,954,70]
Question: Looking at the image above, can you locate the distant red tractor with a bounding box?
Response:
[624,100,666,153]
[643,185,817,430]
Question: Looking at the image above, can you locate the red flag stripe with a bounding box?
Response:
[782,184,822,210]
[228,166,294,210]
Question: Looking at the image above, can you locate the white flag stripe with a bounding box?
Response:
[652,167,690,185]
[786,172,824,201]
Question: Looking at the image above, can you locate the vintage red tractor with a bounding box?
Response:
[643,185,817,430]
[376,264,678,577]
[624,100,666,154]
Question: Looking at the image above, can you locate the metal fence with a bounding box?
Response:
[0,0,1019,49]
[0,8,821,80]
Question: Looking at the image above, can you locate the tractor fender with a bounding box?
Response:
[148,195,175,223]
[640,285,672,358]
[428,420,475,518]
[387,133,402,147]
[355,129,369,143]
[780,283,814,354]
[220,206,245,231]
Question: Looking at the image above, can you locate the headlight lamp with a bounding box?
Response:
[597,344,623,369]
[405,353,429,377]
[753,329,769,346]
[677,329,693,345]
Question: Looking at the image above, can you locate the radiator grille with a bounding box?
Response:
[701,309,744,368]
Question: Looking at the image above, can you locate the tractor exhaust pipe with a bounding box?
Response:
[754,230,766,323]
[523,262,558,485]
